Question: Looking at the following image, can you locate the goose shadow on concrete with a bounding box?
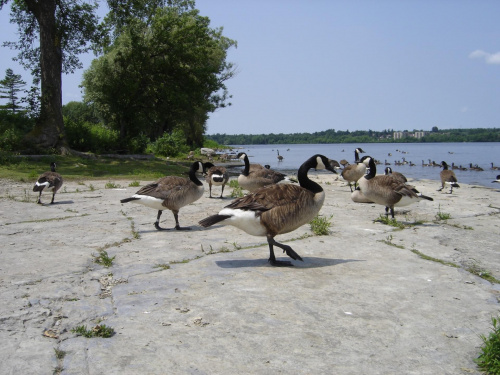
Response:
[41,200,74,206]
[215,257,364,269]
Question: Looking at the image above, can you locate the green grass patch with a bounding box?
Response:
[475,316,500,374]
[466,263,500,284]
[153,263,171,270]
[435,204,452,221]
[378,235,405,249]
[410,249,460,268]
[309,214,333,235]
[128,180,140,187]
[71,324,115,338]
[374,215,406,229]
[92,250,115,268]
[0,154,189,181]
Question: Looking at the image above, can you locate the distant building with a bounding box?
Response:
[393,131,429,140]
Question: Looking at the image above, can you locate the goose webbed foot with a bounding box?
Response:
[154,222,169,231]
[267,237,303,267]
[174,225,191,231]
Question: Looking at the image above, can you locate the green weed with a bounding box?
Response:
[309,214,333,235]
[92,250,115,268]
[129,180,140,187]
[71,324,115,338]
[435,204,451,221]
[374,215,405,229]
[105,182,121,189]
[475,316,500,374]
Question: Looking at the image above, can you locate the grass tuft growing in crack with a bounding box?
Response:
[374,215,406,229]
[92,250,115,268]
[71,324,115,338]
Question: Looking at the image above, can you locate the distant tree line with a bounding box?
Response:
[207,128,500,145]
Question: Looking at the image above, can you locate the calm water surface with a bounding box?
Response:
[228,143,500,188]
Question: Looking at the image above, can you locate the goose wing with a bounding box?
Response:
[225,184,307,212]
[135,176,191,201]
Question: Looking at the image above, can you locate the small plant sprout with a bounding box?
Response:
[310,214,333,235]
[92,250,115,268]
[435,204,451,221]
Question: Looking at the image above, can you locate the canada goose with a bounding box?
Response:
[120,161,205,230]
[350,187,373,203]
[277,150,283,162]
[384,167,407,184]
[340,154,369,192]
[492,175,500,183]
[358,157,433,219]
[204,162,229,198]
[33,162,63,204]
[328,159,341,170]
[237,152,290,192]
[491,163,499,170]
[339,159,349,168]
[438,161,460,193]
[199,154,337,266]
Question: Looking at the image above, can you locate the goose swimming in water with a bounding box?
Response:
[199,154,337,266]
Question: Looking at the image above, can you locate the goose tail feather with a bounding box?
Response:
[120,197,140,204]
[199,214,231,228]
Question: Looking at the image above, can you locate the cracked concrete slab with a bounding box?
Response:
[0,174,499,374]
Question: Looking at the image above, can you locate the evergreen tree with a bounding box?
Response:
[0,68,26,113]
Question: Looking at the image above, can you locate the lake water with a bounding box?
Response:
[228,142,500,188]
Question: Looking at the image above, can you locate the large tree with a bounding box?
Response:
[83,1,236,148]
[0,0,103,151]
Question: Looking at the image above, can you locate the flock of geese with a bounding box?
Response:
[32,150,500,266]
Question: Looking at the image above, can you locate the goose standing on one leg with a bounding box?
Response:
[120,161,205,230]
[199,154,337,267]
[204,162,229,198]
[358,157,433,219]
[438,161,460,194]
[237,152,291,192]
[33,162,63,204]
[340,148,366,192]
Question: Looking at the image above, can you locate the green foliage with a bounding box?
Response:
[309,214,333,235]
[206,127,500,145]
[435,204,451,221]
[71,324,115,338]
[64,118,121,153]
[0,110,34,151]
[147,130,189,157]
[374,215,406,229]
[475,316,500,374]
[82,3,237,150]
[92,250,116,268]
[0,68,26,113]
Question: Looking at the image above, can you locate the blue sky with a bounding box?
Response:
[1,0,499,135]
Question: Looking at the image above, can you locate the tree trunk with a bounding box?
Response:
[24,0,67,151]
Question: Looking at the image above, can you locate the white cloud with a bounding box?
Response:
[469,49,500,65]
